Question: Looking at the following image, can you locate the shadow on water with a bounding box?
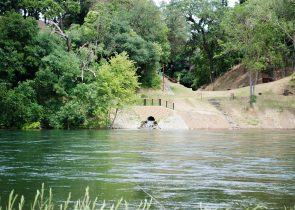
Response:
[0,129,294,209]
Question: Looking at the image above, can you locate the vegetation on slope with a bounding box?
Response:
[0,0,294,129]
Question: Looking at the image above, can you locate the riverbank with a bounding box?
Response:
[114,76,295,129]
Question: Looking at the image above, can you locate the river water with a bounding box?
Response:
[0,130,294,209]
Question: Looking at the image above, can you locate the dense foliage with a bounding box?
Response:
[0,13,139,129]
[0,0,294,128]
[162,0,294,91]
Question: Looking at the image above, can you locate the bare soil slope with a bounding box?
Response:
[114,76,295,129]
[204,64,294,91]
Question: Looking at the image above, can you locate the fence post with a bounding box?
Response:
[159,99,161,106]
[152,99,154,106]
[166,101,168,108]
[144,99,146,106]
[173,103,174,110]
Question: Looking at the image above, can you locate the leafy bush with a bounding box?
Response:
[0,81,43,128]
[21,122,41,130]
[50,101,87,129]
[250,95,257,104]
[192,68,211,90]
[180,71,194,88]
[141,71,162,89]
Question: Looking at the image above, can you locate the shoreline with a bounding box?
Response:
[113,106,295,130]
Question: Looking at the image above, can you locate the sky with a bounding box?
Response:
[153,0,239,7]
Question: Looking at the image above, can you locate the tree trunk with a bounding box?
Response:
[60,16,64,32]
[209,56,214,84]
[253,71,258,96]
[110,108,119,129]
[81,68,84,82]
[66,37,72,52]
[249,71,253,106]
[283,57,286,77]
[23,10,27,18]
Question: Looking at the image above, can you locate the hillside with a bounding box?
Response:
[114,75,295,129]
[203,64,294,91]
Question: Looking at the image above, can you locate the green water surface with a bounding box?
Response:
[0,130,294,209]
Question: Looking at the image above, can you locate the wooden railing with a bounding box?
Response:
[142,98,175,110]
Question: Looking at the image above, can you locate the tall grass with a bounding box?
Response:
[0,184,152,210]
[1,184,294,210]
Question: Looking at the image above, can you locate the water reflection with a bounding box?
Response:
[0,130,294,209]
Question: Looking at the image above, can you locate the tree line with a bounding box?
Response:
[0,0,294,129]
[164,0,294,94]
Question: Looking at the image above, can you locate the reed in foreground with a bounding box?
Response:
[1,184,152,210]
[1,184,294,210]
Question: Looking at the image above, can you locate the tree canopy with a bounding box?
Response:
[0,0,294,128]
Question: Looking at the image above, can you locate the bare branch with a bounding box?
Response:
[48,21,68,39]
[47,21,71,51]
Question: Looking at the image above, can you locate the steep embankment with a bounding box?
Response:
[114,75,295,129]
[204,64,294,91]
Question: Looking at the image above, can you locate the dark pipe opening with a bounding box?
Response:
[147,116,155,121]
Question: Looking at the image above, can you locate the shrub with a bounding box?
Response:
[21,122,41,130]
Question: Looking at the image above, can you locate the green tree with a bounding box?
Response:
[0,12,40,86]
[53,0,80,30]
[266,0,295,69]
[79,3,113,44]
[72,0,168,88]
[222,0,287,105]
[0,0,21,14]
[96,52,139,128]
[33,38,81,128]
[163,0,190,62]
[181,0,226,83]
[114,31,163,87]
[163,0,233,89]
[127,0,170,63]
[45,53,139,129]
[41,50,80,95]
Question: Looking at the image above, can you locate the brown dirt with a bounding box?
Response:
[203,64,294,91]
[114,75,295,130]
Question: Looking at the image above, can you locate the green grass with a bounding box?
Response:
[1,184,294,210]
[256,95,295,111]
[219,92,295,112]
[0,184,152,210]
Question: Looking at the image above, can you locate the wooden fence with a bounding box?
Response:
[142,98,175,110]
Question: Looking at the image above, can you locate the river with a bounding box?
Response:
[0,130,294,209]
